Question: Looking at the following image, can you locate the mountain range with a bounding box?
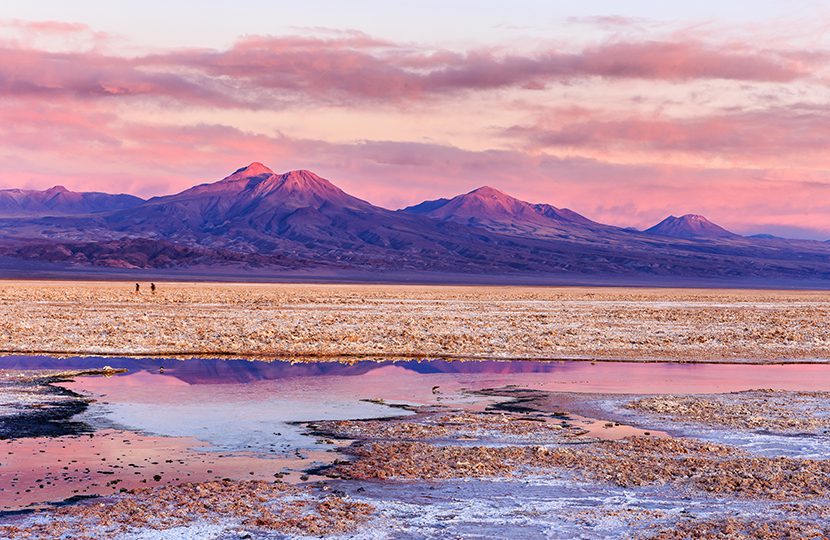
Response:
[0,185,143,217]
[1,163,829,284]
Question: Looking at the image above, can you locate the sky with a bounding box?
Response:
[1,1,830,238]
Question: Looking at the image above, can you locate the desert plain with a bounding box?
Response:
[1,280,830,362]
[1,280,830,539]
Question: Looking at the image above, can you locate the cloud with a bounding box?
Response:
[3,20,92,34]
[0,47,250,106]
[142,37,818,103]
[569,41,815,81]
[505,105,830,164]
[0,19,111,50]
[567,15,647,27]
[0,27,822,108]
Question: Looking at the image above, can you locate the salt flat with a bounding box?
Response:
[3,360,829,539]
[0,280,829,362]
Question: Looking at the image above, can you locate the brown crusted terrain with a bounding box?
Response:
[327,436,734,482]
[0,480,373,540]
[330,436,830,500]
[644,518,830,540]
[627,390,830,432]
[1,281,830,360]
[311,409,589,443]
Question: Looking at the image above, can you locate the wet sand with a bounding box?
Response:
[0,429,332,511]
[1,281,830,361]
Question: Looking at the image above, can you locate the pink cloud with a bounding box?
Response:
[4,20,92,34]
[0,19,111,51]
[145,37,815,103]
[0,47,246,106]
[0,30,821,108]
[506,105,830,160]
[567,15,648,28]
[573,41,814,81]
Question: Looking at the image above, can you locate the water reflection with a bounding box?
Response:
[2,355,830,394]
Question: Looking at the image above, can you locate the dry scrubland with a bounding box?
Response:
[1,280,830,361]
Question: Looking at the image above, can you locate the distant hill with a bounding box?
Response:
[0,185,143,217]
[645,214,739,239]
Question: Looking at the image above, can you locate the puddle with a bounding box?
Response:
[51,356,829,456]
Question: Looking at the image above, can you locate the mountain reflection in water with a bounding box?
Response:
[2,355,830,394]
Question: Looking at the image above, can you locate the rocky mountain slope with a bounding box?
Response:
[0,163,828,282]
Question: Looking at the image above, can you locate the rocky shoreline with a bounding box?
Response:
[0,369,123,439]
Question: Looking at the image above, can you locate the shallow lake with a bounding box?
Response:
[1,356,829,537]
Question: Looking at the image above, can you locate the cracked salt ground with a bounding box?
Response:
[332,477,827,540]
[588,394,830,459]
[620,416,830,459]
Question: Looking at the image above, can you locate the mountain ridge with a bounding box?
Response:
[0,185,144,217]
[0,163,828,282]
